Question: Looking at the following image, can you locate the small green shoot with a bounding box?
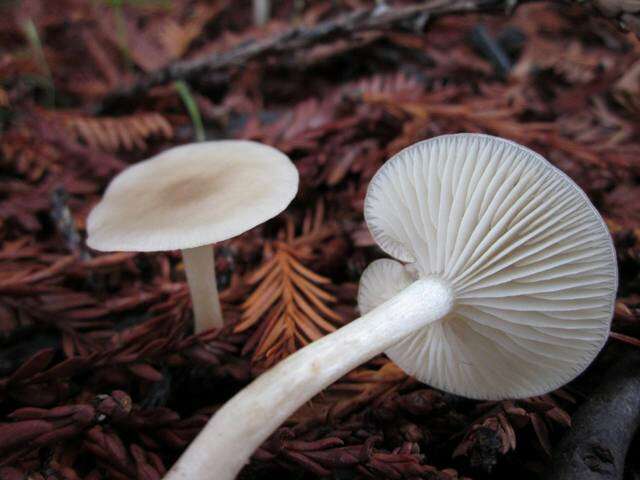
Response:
[174,80,206,142]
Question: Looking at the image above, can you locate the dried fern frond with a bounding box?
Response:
[47,111,173,152]
[283,201,336,250]
[454,392,573,468]
[0,87,8,107]
[0,127,62,182]
[236,204,340,369]
[351,71,424,105]
[236,242,341,369]
[514,39,613,84]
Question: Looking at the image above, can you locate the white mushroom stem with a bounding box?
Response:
[253,0,270,26]
[165,277,454,480]
[182,245,223,332]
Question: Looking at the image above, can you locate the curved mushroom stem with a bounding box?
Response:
[165,276,454,480]
[182,245,223,332]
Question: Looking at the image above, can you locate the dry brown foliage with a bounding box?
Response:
[236,207,341,369]
[48,111,174,152]
[454,392,574,469]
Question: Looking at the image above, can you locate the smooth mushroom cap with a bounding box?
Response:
[87,140,299,252]
[359,133,617,400]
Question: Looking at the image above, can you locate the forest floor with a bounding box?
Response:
[1,1,639,479]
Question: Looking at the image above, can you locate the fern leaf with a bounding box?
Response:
[46,111,173,152]
[237,244,340,369]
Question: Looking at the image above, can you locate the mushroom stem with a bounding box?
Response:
[182,245,223,332]
[253,0,270,26]
[165,277,454,480]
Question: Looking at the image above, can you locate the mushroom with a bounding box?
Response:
[87,140,298,333]
[164,133,617,480]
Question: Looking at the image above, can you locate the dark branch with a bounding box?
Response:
[97,0,508,111]
[547,350,640,480]
[98,0,637,112]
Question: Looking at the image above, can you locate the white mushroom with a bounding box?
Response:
[164,133,617,480]
[87,140,298,333]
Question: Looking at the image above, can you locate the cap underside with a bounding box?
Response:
[360,133,617,400]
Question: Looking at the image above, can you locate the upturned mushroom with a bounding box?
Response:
[165,133,617,480]
[87,140,298,333]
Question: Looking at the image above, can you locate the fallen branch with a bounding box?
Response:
[98,0,509,111]
[547,351,640,480]
[98,0,637,111]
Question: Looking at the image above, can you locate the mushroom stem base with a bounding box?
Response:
[164,276,453,480]
[182,245,223,332]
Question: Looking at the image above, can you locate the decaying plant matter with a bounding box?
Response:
[55,111,173,152]
[237,208,342,369]
[1,0,640,479]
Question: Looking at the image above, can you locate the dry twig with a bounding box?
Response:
[99,0,512,110]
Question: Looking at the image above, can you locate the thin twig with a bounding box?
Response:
[98,0,508,111]
[97,0,638,112]
[610,331,640,348]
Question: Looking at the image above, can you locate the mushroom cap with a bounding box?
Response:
[359,133,617,400]
[87,140,299,252]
